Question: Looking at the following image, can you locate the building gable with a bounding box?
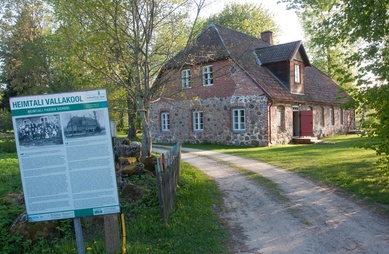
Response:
[150,24,354,147]
[158,23,347,106]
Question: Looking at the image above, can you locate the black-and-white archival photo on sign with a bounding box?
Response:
[15,114,63,147]
[62,110,106,139]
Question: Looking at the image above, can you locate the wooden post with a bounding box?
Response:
[104,214,120,254]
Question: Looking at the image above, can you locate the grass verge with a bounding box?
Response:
[124,162,228,253]
[0,148,228,253]
[190,153,289,204]
[183,135,389,207]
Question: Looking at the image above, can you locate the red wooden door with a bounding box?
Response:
[300,110,313,136]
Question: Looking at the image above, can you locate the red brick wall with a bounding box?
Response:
[157,59,265,101]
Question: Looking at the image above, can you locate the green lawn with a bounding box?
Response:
[0,148,228,253]
[1,134,388,252]
[183,134,389,207]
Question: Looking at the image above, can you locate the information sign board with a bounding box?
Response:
[10,89,120,222]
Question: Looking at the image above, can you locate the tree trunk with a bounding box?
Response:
[138,98,152,158]
[127,97,137,139]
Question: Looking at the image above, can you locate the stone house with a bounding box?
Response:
[150,23,354,146]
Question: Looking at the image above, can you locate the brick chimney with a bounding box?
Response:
[261,31,273,45]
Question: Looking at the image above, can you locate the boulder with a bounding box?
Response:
[9,211,59,241]
[120,183,149,202]
[143,155,157,174]
[113,138,141,159]
[1,193,24,205]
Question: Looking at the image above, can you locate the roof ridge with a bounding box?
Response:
[211,23,232,58]
[259,40,302,50]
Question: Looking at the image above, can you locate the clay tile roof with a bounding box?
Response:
[164,23,347,105]
[255,41,302,64]
[165,23,268,68]
[304,67,348,104]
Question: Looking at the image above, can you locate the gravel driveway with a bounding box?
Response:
[154,147,389,253]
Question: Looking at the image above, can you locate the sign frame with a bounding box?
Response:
[10,89,120,222]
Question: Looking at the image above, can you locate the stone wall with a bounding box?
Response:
[150,95,269,146]
[269,102,355,144]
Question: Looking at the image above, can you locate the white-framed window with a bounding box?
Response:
[277,106,285,131]
[161,112,170,131]
[321,107,325,127]
[294,64,301,84]
[330,107,335,125]
[232,108,245,131]
[202,65,213,86]
[193,111,204,132]
[181,69,191,89]
[340,108,344,125]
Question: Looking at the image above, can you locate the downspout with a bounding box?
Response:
[268,100,273,145]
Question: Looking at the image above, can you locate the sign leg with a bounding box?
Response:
[74,218,85,254]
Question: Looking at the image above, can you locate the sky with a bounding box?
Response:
[199,0,304,44]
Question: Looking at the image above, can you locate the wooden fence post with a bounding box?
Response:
[104,214,121,254]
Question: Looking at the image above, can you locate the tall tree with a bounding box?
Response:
[0,0,49,110]
[49,0,205,157]
[285,0,356,93]
[281,0,389,168]
[196,2,281,40]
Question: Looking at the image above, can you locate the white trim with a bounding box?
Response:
[193,110,204,132]
[202,65,213,86]
[161,112,170,131]
[232,108,245,131]
[181,69,191,89]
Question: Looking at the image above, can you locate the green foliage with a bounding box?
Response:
[280,0,389,169]
[357,85,389,168]
[0,0,50,109]
[124,162,228,253]
[0,152,20,194]
[196,2,280,40]
[47,0,196,158]
[0,136,16,153]
[0,203,25,254]
[0,109,13,132]
[0,147,228,253]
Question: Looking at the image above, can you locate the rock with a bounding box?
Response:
[9,211,59,241]
[113,138,141,158]
[117,156,137,167]
[1,193,24,205]
[143,155,157,173]
[120,183,149,202]
[119,164,139,177]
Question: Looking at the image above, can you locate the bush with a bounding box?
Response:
[0,109,13,133]
[0,137,16,153]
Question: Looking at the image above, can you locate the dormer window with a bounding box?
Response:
[294,64,301,84]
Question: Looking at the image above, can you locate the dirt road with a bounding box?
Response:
[154,147,389,253]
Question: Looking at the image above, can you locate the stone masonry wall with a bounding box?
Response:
[150,95,269,146]
[269,102,355,145]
